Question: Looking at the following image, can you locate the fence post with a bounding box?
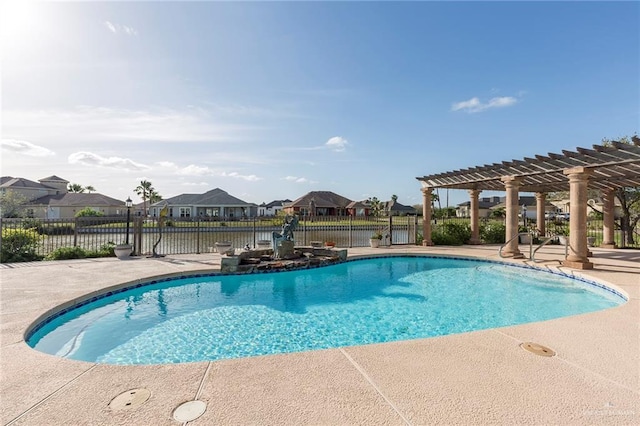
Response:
[132,217,139,256]
[196,220,201,254]
[388,215,393,246]
[348,215,353,247]
[253,217,257,248]
[73,217,79,247]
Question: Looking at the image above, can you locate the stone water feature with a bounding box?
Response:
[220,246,347,273]
[220,214,347,273]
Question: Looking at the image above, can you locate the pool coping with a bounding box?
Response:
[2,245,639,425]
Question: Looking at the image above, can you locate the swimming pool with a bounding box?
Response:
[27,256,625,365]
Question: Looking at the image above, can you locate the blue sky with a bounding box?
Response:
[2,1,638,208]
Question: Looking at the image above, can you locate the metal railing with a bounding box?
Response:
[1,215,420,262]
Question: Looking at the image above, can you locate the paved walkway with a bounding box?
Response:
[1,245,638,425]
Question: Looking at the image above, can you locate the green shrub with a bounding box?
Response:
[87,242,116,258]
[75,207,104,217]
[21,218,42,230]
[1,228,42,262]
[431,230,462,245]
[480,223,506,244]
[442,222,471,244]
[46,242,117,260]
[38,225,75,235]
[430,222,470,246]
[45,246,87,260]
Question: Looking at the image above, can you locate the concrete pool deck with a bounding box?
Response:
[1,245,638,425]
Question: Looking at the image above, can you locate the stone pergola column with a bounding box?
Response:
[535,192,546,237]
[501,176,524,258]
[468,188,482,244]
[562,167,593,269]
[601,188,617,249]
[421,186,434,246]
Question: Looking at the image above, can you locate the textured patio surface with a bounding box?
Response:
[1,245,638,425]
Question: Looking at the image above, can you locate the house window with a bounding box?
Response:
[26,208,35,218]
[179,207,191,218]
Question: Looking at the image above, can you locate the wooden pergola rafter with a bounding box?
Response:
[416,138,640,192]
[415,138,640,269]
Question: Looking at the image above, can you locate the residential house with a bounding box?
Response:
[456,196,502,218]
[149,188,256,219]
[29,193,129,219]
[1,175,68,201]
[284,191,359,217]
[346,200,370,217]
[383,199,416,216]
[1,175,126,219]
[550,197,623,219]
[257,199,291,217]
[457,195,557,221]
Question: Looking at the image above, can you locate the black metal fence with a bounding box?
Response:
[2,214,637,263]
[0,215,420,261]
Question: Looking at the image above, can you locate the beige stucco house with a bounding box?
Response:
[1,175,126,219]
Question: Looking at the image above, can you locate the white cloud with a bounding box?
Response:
[283,176,315,184]
[451,96,518,113]
[3,106,248,144]
[104,21,116,33]
[104,21,137,36]
[178,164,214,176]
[221,172,262,182]
[325,136,348,152]
[1,139,55,157]
[182,182,209,187]
[68,151,150,171]
[155,160,261,181]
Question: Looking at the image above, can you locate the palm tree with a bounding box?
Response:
[85,185,96,193]
[135,180,155,217]
[68,183,85,193]
[149,190,163,204]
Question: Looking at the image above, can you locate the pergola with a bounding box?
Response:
[416,137,640,269]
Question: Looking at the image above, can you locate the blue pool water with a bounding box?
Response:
[28,257,624,365]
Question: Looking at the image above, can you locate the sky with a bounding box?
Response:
[1,0,638,209]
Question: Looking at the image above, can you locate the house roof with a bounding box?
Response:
[287,191,353,208]
[346,200,369,209]
[417,138,640,192]
[39,175,69,183]
[153,188,252,207]
[1,177,49,190]
[264,199,291,208]
[29,193,125,207]
[385,200,415,212]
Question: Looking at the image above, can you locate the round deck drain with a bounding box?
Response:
[173,400,207,422]
[109,388,151,411]
[521,342,556,357]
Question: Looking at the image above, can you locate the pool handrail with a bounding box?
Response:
[531,236,556,263]
[498,232,533,259]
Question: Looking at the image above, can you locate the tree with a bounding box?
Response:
[0,190,28,218]
[85,185,96,193]
[602,135,640,246]
[391,194,398,203]
[149,190,163,204]
[367,196,383,217]
[68,183,85,193]
[135,180,155,217]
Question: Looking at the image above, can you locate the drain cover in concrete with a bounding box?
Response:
[173,400,207,422]
[521,342,556,357]
[109,388,151,410]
